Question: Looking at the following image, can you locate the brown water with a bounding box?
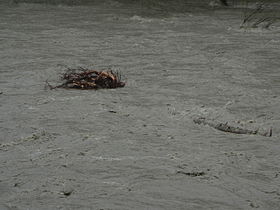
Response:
[0,1,280,209]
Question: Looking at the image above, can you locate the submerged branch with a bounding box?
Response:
[194,117,272,137]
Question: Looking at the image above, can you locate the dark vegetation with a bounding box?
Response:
[220,0,229,6]
[46,68,125,90]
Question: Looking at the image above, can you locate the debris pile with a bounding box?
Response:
[47,68,125,90]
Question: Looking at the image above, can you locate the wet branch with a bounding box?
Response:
[194,117,272,137]
[46,68,125,90]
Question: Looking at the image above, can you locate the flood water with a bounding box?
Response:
[1,1,280,209]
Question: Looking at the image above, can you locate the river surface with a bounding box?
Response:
[0,1,280,209]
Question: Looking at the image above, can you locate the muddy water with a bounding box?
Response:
[0,1,280,210]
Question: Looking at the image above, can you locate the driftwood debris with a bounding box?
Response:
[194,117,272,137]
[177,171,206,177]
[240,3,279,29]
[46,68,125,90]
